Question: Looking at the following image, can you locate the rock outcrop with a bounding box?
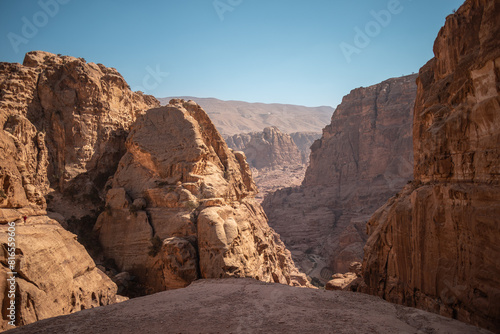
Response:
[225,127,303,169]
[263,74,417,284]
[95,99,309,293]
[0,51,159,219]
[290,131,322,163]
[0,51,159,330]
[225,127,314,202]
[362,0,500,332]
[7,278,491,334]
[0,216,117,331]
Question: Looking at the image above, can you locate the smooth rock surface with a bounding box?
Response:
[5,279,492,334]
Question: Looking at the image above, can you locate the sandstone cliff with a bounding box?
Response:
[225,127,303,169]
[0,51,159,330]
[0,51,159,219]
[225,127,312,202]
[362,0,500,331]
[95,99,309,292]
[263,74,417,284]
[290,131,322,163]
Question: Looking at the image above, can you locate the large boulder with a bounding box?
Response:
[95,99,310,292]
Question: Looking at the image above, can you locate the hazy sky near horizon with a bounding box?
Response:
[0,0,464,107]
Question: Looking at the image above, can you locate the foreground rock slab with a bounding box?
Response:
[6,278,492,334]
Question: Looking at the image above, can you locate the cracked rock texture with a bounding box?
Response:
[95,99,310,293]
[362,0,500,332]
[263,74,416,283]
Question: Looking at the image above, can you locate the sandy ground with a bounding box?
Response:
[7,278,492,334]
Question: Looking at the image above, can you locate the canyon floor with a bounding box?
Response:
[7,279,492,334]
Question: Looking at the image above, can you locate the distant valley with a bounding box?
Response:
[157,97,333,136]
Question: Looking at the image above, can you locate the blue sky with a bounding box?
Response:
[0,0,464,107]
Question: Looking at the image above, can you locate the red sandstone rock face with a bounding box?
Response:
[95,100,310,292]
[0,51,159,330]
[362,0,500,332]
[0,51,160,219]
[263,74,417,282]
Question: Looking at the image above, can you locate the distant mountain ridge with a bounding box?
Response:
[157,96,333,136]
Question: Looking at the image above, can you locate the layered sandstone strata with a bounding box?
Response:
[263,74,417,283]
[362,0,500,331]
[95,99,309,292]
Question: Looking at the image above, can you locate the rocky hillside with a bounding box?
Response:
[362,0,500,332]
[0,50,160,329]
[262,74,417,284]
[157,97,333,136]
[7,279,491,334]
[95,99,309,293]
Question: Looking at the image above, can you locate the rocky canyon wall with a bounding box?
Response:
[263,74,417,284]
[0,51,160,329]
[225,127,303,169]
[95,99,310,293]
[226,127,319,201]
[361,0,500,331]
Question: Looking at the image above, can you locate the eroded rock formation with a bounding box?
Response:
[290,132,322,163]
[95,99,309,292]
[0,51,159,329]
[225,127,317,202]
[225,127,303,169]
[1,51,159,219]
[263,74,417,284]
[362,0,500,331]
[0,217,117,331]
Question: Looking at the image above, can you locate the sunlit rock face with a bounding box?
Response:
[95,99,311,293]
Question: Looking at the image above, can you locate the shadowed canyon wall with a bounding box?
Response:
[361,0,500,331]
[263,74,417,284]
